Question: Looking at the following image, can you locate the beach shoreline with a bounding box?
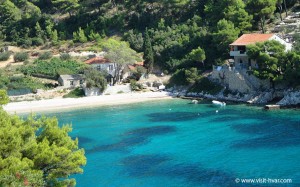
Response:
[3,91,174,114]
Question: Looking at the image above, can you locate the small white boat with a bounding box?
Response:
[191,100,198,104]
[212,100,226,106]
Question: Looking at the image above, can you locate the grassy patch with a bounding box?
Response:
[63,88,85,98]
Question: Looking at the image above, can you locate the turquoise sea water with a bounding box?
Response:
[38,99,300,187]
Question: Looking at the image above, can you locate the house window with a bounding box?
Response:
[237,46,246,53]
[70,80,74,86]
[97,65,101,71]
[109,65,113,71]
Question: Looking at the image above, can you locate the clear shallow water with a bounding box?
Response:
[34,99,300,187]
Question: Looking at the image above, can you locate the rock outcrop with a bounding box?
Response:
[247,91,274,104]
[277,90,300,106]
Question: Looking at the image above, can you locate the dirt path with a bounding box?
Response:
[0,55,14,68]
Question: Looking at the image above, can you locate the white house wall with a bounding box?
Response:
[270,35,292,51]
[91,63,116,76]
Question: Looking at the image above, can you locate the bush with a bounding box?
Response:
[188,77,223,95]
[14,52,29,62]
[168,69,187,86]
[168,68,200,86]
[38,51,53,60]
[130,79,143,91]
[32,37,44,46]
[0,52,10,61]
[63,88,85,98]
[60,53,71,60]
[16,38,32,48]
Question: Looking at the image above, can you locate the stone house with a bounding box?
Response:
[58,74,84,88]
[229,33,292,70]
[85,56,145,84]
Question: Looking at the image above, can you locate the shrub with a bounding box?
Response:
[185,68,200,85]
[168,68,200,86]
[168,69,187,86]
[130,79,142,91]
[14,52,29,62]
[63,88,85,98]
[84,68,107,92]
[60,53,71,60]
[188,77,223,95]
[73,27,88,43]
[0,52,10,61]
[32,37,44,46]
[38,51,53,60]
[16,38,32,48]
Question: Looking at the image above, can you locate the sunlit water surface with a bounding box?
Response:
[33,99,300,187]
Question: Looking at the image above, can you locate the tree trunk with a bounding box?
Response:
[270,78,275,89]
[113,64,122,85]
[278,4,283,21]
[260,17,265,33]
[283,0,288,17]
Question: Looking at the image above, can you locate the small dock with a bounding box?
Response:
[180,96,203,100]
[264,105,281,110]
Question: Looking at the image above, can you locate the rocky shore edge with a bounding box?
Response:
[167,88,300,108]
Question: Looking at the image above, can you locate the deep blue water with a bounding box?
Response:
[37,99,300,186]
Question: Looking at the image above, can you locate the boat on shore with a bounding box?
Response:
[212,100,226,106]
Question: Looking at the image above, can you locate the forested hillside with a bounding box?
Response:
[0,0,299,73]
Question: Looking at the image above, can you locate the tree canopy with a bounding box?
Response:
[0,100,86,186]
[247,40,300,87]
[102,39,140,84]
[0,90,9,105]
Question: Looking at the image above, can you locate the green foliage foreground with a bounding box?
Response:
[0,94,86,186]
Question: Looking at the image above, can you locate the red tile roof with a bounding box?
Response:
[85,57,110,64]
[135,61,144,66]
[128,65,136,71]
[230,34,274,46]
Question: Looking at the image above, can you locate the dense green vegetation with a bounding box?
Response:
[1,0,297,67]
[189,77,223,95]
[20,58,85,79]
[0,0,299,88]
[247,40,300,88]
[84,68,107,92]
[0,90,86,186]
[0,68,49,92]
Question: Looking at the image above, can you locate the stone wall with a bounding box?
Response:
[84,87,102,96]
[211,66,270,93]
[103,84,131,95]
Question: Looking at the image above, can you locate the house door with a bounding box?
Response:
[239,59,243,69]
[248,59,251,68]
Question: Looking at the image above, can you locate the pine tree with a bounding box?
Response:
[73,27,87,43]
[35,22,42,38]
[51,29,59,45]
[144,28,154,74]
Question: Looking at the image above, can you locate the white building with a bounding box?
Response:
[230,34,292,69]
[85,56,116,76]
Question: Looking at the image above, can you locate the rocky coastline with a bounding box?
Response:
[167,88,300,108]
